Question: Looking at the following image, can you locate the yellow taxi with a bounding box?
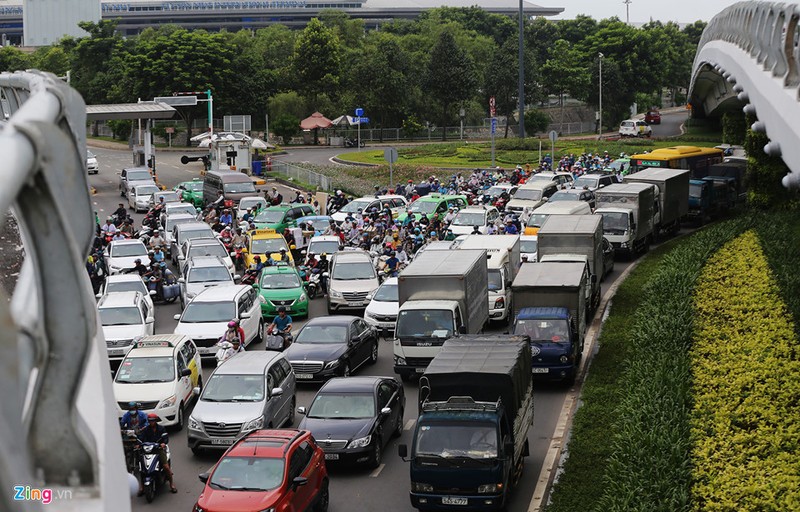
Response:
[112,334,203,428]
[243,228,294,268]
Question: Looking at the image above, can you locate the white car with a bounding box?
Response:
[149,190,182,208]
[527,172,575,187]
[163,202,198,220]
[481,183,518,203]
[237,196,268,219]
[118,167,154,197]
[129,183,161,213]
[98,291,155,362]
[105,239,149,275]
[96,273,155,312]
[305,235,342,260]
[364,277,399,337]
[180,238,235,277]
[178,255,237,309]
[171,221,217,267]
[113,334,203,428]
[331,195,408,224]
[520,235,538,263]
[160,213,198,256]
[619,119,652,138]
[449,205,500,235]
[173,285,264,359]
[86,150,99,174]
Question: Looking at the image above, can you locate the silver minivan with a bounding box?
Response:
[327,249,380,314]
[187,351,296,455]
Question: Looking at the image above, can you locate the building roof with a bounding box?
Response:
[86,102,177,121]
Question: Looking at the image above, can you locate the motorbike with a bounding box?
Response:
[299,266,320,299]
[148,276,179,304]
[215,340,239,366]
[344,137,365,148]
[231,245,246,271]
[134,226,152,247]
[265,329,293,351]
[138,436,171,503]
[240,268,258,286]
[121,428,141,476]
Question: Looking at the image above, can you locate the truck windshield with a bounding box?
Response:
[514,318,570,343]
[689,184,703,198]
[416,422,498,459]
[396,310,453,338]
[598,211,629,235]
[487,269,503,291]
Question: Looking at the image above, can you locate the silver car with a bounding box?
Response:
[129,183,161,213]
[178,255,237,309]
[327,249,380,314]
[187,352,296,455]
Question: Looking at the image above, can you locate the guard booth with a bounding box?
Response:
[190,131,271,176]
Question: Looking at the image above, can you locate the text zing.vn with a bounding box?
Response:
[13,486,73,504]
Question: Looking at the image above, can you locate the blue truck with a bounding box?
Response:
[688,176,737,224]
[399,336,533,511]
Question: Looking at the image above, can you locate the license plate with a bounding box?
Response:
[211,438,234,445]
[415,367,426,373]
[532,368,549,374]
[442,497,468,506]
[324,453,339,460]
[108,349,125,356]
[347,302,363,307]
[296,374,314,380]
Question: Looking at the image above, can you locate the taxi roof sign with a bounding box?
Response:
[135,340,172,348]
[250,228,277,236]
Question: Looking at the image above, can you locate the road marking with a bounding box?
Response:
[369,463,385,478]
[404,419,415,431]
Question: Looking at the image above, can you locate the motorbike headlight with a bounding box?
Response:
[324,360,340,370]
[110,265,121,272]
[330,290,342,298]
[188,416,200,430]
[347,435,372,449]
[478,483,502,494]
[242,417,264,432]
[159,395,177,409]
[411,482,434,492]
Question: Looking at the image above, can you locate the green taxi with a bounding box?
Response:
[397,193,468,222]
[255,265,309,319]
[253,203,316,232]
[174,179,204,207]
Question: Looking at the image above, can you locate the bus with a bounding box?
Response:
[629,146,723,176]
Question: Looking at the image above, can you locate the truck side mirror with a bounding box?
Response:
[458,325,467,335]
[398,444,408,460]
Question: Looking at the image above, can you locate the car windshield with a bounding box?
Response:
[308,240,340,255]
[165,216,195,231]
[549,192,580,202]
[254,210,286,224]
[136,186,160,197]
[527,214,549,228]
[307,393,375,419]
[332,262,375,280]
[415,421,498,459]
[106,281,147,295]
[188,244,228,260]
[396,310,453,338]
[210,456,284,491]
[155,192,180,202]
[528,174,554,182]
[487,269,503,292]
[598,212,629,234]
[520,239,538,254]
[240,199,265,210]
[178,227,214,245]
[127,171,151,181]
[373,283,398,302]
[182,181,203,192]
[451,212,485,226]
[514,318,570,343]
[513,189,543,201]
[485,186,508,198]
[187,266,231,283]
[180,301,235,323]
[202,374,264,402]
[574,177,599,189]
[167,204,197,216]
[115,357,174,384]
[260,272,301,289]
[87,150,96,158]
[251,238,288,254]
[340,199,373,213]
[223,182,257,194]
[295,325,348,344]
[408,200,438,214]
[110,243,147,257]
[99,306,142,326]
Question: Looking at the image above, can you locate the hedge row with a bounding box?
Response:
[591,218,750,511]
[690,230,800,511]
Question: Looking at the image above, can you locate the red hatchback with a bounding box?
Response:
[194,429,329,512]
[644,110,661,124]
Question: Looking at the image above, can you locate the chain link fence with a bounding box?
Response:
[268,160,333,191]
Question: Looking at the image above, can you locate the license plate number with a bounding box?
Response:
[211,438,234,445]
[532,368,549,374]
[296,374,314,380]
[442,497,468,505]
[324,453,339,460]
[415,367,426,373]
[108,349,125,356]
[347,302,363,307]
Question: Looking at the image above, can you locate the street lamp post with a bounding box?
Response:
[598,52,604,139]
[459,108,465,140]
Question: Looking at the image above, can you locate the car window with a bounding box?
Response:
[288,441,313,479]
[358,319,370,334]
[378,382,393,408]
[177,353,187,373]
[268,364,285,390]
[238,296,249,316]
[278,359,292,382]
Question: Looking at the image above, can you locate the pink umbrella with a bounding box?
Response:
[299,112,333,130]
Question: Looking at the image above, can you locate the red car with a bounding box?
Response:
[644,110,661,124]
[194,429,329,512]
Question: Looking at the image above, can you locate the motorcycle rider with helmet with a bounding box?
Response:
[137,413,177,495]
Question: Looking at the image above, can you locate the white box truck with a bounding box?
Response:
[594,183,655,257]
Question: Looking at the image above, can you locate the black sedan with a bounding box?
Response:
[285,316,379,383]
[297,376,405,468]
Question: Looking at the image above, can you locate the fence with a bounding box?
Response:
[268,160,333,192]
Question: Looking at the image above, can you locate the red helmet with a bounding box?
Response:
[147,413,159,422]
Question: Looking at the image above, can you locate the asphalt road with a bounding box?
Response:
[649,110,688,138]
[88,147,635,511]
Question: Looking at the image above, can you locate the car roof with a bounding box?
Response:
[214,351,283,374]
[304,315,358,327]
[186,255,227,268]
[380,277,398,286]
[264,204,293,211]
[309,235,340,242]
[263,265,300,275]
[134,183,159,189]
[192,284,247,301]
[319,376,384,393]
[226,429,307,458]
[377,194,406,201]
[457,207,492,213]
[106,274,146,283]
[332,250,371,263]
[98,291,142,308]
[110,239,147,248]
[490,183,516,189]
[553,189,588,196]
[167,213,197,222]
[176,222,212,232]
[186,238,225,248]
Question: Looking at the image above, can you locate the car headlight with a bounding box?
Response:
[323,360,340,370]
[560,355,569,363]
[242,417,264,432]
[395,356,406,365]
[298,293,307,302]
[347,435,371,449]
[366,291,375,301]
[159,395,177,409]
[478,483,502,494]
[411,482,434,492]
[186,292,196,300]
[620,242,629,249]
[364,311,374,320]
[188,416,200,430]
[330,290,342,298]
[258,295,267,304]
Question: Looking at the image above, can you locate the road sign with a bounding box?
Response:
[384,147,398,164]
[491,118,497,135]
[155,96,197,106]
[356,116,369,124]
[165,127,175,134]
[489,96,496,117]
[355,107,364,117]
[549,130,558,143]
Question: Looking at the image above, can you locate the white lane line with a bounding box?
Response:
[404,419,416,431]
[369,463,385,478]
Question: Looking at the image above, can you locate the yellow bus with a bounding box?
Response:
[629,145,723,176]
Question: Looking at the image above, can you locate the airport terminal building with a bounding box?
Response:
[0,0,562,46]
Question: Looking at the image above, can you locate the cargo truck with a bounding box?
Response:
[688,176,737,224]
[512,261,587,383]
[455,235,520,324]
[393,249,489,381]
[624,167,690,238]
[522,201,592,235]
[399,336,534,511]
[594,183,654,257]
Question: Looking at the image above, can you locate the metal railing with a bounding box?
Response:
[268,160,333,191]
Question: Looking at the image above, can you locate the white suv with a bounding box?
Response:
[173,285,265,359]
[619,119,652,138]
[97,291,155,362]
[327,249,380,314]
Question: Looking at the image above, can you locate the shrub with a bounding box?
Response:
[690,230,800,511]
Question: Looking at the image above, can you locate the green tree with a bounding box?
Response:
[485,35,538,138]
[70,20,126,105]
[556,14,598,45]
[524,108,549,135]
[540,39,590,130]
[291,18,342,106]
[268,91,307,121]
[272,114,300,145]
[682,20,707,48]
[0,46,32,72]
[425,30,477,140]
[32,46,70,75]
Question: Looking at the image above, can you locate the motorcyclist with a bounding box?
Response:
[269,248,290,266]
[385,251,400,276]
[119,401,148,432]
[137,414,177,494]
[113,203,127,222]
[306,252,318,269]
[120,218,135,236]
[124,258,148,276]
[317,253,329,295]
[219,208,233,226]
[152,246,165,263]
[101,217,117,237]
[267,306,293,349]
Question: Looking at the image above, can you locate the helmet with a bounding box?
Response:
[430,231,437,237]
[254,255,262,261]
[389,251,396,256]
[147,413,159,422]
[280,248,287,252]
[134,258,141,264]
[227,321,237,328]
[128,401,138,410]
[336,190,343,195]
[320,253,328,258]
[159,262,167,268]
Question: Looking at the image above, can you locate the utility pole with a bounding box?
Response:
[598,53,604,139]
[623,0,632,25]
[517,0,526,138]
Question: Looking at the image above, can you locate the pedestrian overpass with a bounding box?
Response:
[689,0,800,188]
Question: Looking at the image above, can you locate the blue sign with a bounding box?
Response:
[355,108,364,117]
[356,117,370,124]
[491,118,497,134]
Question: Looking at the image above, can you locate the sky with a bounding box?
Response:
[552,0,748,24]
